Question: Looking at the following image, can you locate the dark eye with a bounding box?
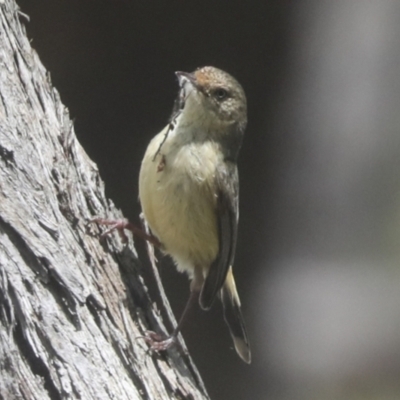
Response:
[213,88,229,101]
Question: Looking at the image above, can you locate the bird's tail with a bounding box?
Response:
[221,267,251,363]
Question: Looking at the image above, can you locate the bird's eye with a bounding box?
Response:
[213,88,229,101]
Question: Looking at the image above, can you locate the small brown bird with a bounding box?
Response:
[139,66,250,363]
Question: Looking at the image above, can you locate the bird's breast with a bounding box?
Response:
[139,128,221,274]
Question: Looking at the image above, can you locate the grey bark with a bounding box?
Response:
[0,1,209,399]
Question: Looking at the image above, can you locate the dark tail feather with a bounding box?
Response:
[221,268,251,363]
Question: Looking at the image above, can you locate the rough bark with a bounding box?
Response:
[0,1,209,399]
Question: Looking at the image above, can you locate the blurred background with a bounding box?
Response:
[17,0,400,399]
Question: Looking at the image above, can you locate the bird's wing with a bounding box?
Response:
[199,161,239,310]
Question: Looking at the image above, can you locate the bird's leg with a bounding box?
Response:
[173,289,200,336]
[143,289,200,351]
[90,217,161,247]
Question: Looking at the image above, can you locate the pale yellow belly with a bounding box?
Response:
[139,132,219,276]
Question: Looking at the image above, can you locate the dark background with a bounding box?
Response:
[18,1,400,399]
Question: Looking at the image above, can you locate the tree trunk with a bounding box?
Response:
[0,1,209,399]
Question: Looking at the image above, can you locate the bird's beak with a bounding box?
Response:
[175,71,197,88]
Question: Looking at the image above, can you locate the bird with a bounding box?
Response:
[138,66,251,363]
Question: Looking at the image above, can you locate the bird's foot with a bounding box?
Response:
[90,217,130,242]
[140,331,177,352]
[90,217,160,247]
